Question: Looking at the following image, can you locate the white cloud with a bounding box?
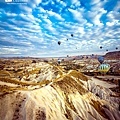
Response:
[106,22,115,26]
[0,47,21,54]
[90,0,101,5]
[6,12,17,17]
[34,0,42,5]
[41,0,51,5]
[47,10,64,21]
[19,5,32,13]
[36,6,46,13]
[113,1,120,12]
[45,25,56,33]
[93,14,104,26]
[77,27,85,34]
[27,14,41,22]
[68,8,87,24]
[56,0,60,2]
[86,23,93,27]
[28,0,42,8]
[89,8,107,26]
[19,13,41,24]
[107,11,120,23]
[70,0,80,7]
[59,0,67,7]
[43,18,52,25]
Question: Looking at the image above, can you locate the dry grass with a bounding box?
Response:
[0,77,51,87]
[0,70,11,77]
[0,77,37,86]
[68,70,88,81]
[0,85,27,93]
[53,75,87,95]
[26,68,41,75]
[52,65,63,75]
[38,79,51,86]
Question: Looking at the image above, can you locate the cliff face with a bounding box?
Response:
[0,60,120,120]
[105,51,120,60]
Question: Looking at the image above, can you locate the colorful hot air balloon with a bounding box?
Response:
[58,41,61,45]
[98,56,104,64]
[98,63,110,74]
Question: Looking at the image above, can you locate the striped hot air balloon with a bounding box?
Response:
[98,64,110,74]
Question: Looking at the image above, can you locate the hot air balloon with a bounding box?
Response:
[98,56,104,64]
[116,47,118,50]
[71,34,73,37]
[58,59,61,64]
[98,63,110,74]
[58,41,61,45]
[100,46,102,49]
[106,49,108,51]
[91,54,94,58]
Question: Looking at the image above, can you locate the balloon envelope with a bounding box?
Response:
[98,56,104,64]
[67,55,69,57]
[58,59,61,64]
[98,64,110,73]
[58,41,61,45]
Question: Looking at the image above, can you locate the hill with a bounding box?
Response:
[0,59,120,120]
[105,51,120,60]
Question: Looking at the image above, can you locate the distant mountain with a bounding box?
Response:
[105,51,120,60]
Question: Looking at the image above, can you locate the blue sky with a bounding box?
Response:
[0,0,120,57]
